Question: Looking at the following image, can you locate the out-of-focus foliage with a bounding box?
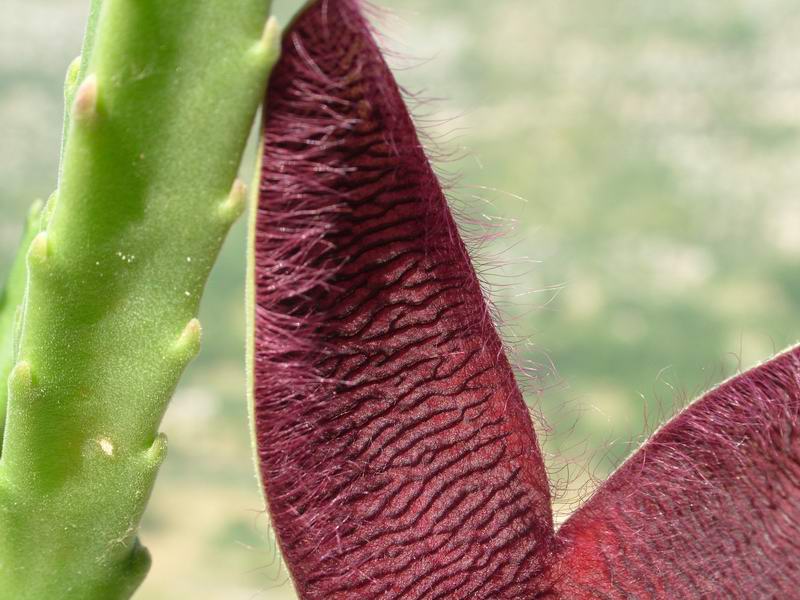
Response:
[2,0,800,598]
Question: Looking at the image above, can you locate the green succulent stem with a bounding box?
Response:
[0,201,44,447]
[0,1,280,598]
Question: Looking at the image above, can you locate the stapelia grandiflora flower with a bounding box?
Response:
[250,1,800,598]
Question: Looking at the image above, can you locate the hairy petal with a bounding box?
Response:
[548,346,800,599]
[252,1,553,598]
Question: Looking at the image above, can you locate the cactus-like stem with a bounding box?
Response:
[59,0,103,180]
[0,201,43,447]
[0,2,280,598]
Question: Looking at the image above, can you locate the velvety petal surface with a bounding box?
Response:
[252,1,554,598]
[548,346,800,599]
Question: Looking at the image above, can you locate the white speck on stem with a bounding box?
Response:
[115,251,135,264]
[99,438,114,456]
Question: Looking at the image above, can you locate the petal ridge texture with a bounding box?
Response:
[253,0,553,598]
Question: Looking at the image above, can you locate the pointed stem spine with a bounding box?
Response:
[262,16,281,55]
[220,179,248,224]
[72,74,100,124]
[27,232,49,266]
[172,318,203,365]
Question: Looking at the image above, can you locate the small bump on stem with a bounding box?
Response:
[28,232,50,266]
[254,16,281,65]
[65,56,81,98]
[145,433,168,468]
[8,361,33,397]
[171,318,202,364]
[219,178,248,224]
[72,74,99,123]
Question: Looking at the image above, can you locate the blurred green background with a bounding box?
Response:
[3,0,800,597]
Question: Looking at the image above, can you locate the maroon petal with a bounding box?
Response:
[548,346,800,598]
[252,1,554,598]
